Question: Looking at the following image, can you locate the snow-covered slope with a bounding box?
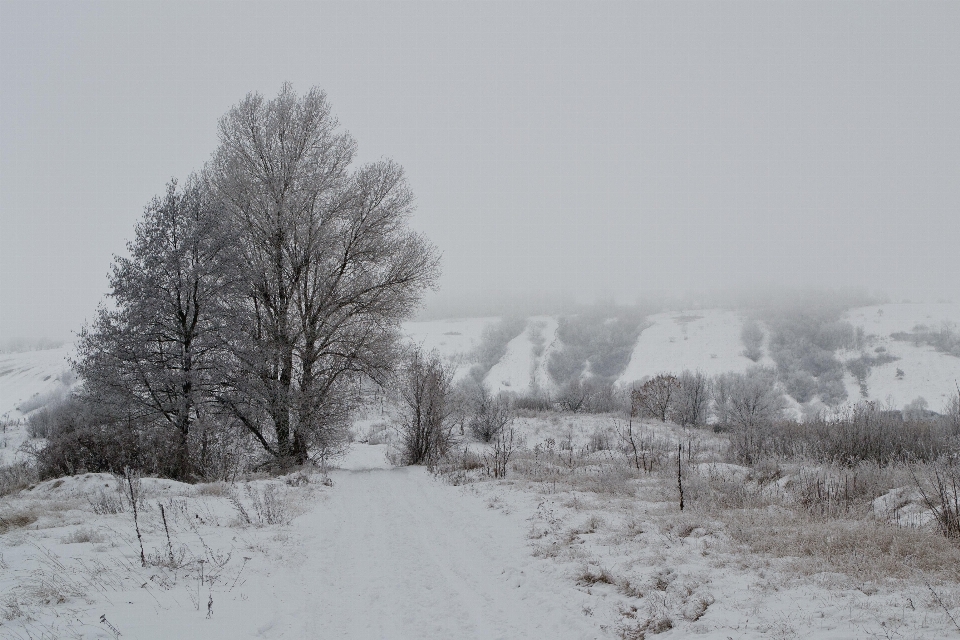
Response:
[616,309,768,385]
[483,316,561,396]
[0,346,73,418]
[842,303,960,412]
[0,346,74,464]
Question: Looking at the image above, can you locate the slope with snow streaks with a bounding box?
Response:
[842,303,960,411]
[484,319,536,395]
[0,346,74,465]
[0,346,72,418]
[616,309,766,385]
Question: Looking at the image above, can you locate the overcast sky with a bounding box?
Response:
[1,1,959,338]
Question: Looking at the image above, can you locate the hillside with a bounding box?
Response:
[0,346,73,465]
[840,303,960,412]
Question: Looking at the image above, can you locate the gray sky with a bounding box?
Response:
[2,1,959,338]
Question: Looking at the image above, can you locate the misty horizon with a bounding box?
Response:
[2,1,959,341]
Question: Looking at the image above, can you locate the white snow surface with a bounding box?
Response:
[0,346,72,419]
[0,346,74,465]
[616,309,769,385]
[1,446,605,639]
[402,317,495,362]
[841,303,960,411]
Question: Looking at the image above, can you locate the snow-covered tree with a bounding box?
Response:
[74,176,236,479]
[210,84,440,466]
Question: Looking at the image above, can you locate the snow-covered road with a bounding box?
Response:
[259,446,603,639]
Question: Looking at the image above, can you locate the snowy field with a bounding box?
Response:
[0,346,73,466]
[616,310,771,385]
[5,304,960,638]
[841,303,960,412]
[4,432,960,639]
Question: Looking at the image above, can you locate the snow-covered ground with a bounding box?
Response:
[0,346,74,466]
[617,309,771,385]
[403,317,494,360]
[0,446,607,639]
[841,303,960,412]
[6,437,958,639]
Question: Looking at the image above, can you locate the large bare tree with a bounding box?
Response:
[211,84,440,465]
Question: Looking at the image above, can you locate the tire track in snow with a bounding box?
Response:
[261,459,605,639]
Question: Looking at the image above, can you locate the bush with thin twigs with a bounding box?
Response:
[484,427,521,478]
[467,384,513,443]
[612,418,672,473]
[395,348,457,467]
[228,483,290,526]
[732,403,957,467]
[0,461,37,497]
[912,459,960,539]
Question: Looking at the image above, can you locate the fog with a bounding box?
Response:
[1,1,958,339]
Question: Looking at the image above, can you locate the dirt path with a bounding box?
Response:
[259,446,604,639]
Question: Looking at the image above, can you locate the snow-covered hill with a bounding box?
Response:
[841,303,960,412]
[0,346,74,464]
[615,309,768,384]
[0,346,73,418]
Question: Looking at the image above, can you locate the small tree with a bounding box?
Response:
[632,374,680,422]
[671,370,710,427]
[396,348,455,466]
[467,384,513,443]
[719,367,788,464]
[946,386,960,435]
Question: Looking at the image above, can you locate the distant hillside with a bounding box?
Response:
[402,303,960,413]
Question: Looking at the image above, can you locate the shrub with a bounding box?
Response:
[632,374,680,422]
[547,309,648,386]
[395,348,456,466]
[891,322,960,358]
[557,378,624,414]
[466,384,513,442]
[670,370,710,427]
[913,460,960,538]
[34,398,184,480]
[0,462,37,498]
[762,305,855,406]
[726,402,956,467]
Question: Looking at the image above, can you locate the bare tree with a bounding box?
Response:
[211,84,440,466]
[721,368,788,430]
[74,176,235,480]
[671,370,710,427]
[396,348,456,466]
[632,374,680,422]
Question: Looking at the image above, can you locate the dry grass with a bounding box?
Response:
[0,510,38,534]
[194,481,231,497]
[0,462,37,498]
[723,508,960,583]
[60,527,107,544]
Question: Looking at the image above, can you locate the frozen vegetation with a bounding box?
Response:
[5,300,960,637]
